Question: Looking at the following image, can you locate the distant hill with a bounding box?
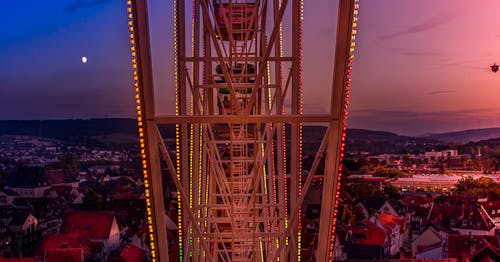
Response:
[0,119,443,153]
[424,127,500,144]
[0,119,137,138]
[0,119,175,147]
[345,129,439,154]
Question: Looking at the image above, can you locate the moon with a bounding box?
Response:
[81,56,88,64]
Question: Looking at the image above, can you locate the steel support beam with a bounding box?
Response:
[156,114,331,124]
[132,0,169,261]
[317,0,356,261]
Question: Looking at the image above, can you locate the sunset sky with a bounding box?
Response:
[1,0,500,136]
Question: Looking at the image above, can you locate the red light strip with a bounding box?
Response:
[328,0,359,260]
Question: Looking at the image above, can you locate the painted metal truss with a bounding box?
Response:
[127,0,359,261]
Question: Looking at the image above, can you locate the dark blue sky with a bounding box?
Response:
[1,0,134,119]
[2,1,500,136]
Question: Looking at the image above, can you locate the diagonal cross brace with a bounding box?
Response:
[155,126,215,262]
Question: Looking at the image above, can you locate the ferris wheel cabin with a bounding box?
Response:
[213,0,258,41]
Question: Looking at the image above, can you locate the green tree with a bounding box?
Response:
[487,188,500,201]
[359,165,371,174]
[60,153,79,173]
[373,167,403,178]
[456,176,479,192]
[348,182,382,197]
[477,177,496,188]
[384,184,401,199]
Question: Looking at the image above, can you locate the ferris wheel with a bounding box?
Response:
[491,63,498,73]
[126,0,359,261]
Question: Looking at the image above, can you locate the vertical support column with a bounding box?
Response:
[130,0,169,261]
[175,0,190,260]
[202,18,213,252]
[317,0,356,261]
[273,1,287,260]
[202,21,212,250]
[191,0,202,259]
[290,0,303,260]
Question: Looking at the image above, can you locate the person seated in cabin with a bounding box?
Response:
[222,96,231,114]
[222,147,230,159]
[305,220,318,233]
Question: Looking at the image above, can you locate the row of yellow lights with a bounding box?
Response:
[264,40,273,235]
[126,1,157,260]
[202,43,209,252]
[189,0,205,258]
[173,0,184,260]
[188,0,195,257]
[297,0,304,260]
[328,0,360,260]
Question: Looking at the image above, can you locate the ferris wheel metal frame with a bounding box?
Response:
[126,0,358,261]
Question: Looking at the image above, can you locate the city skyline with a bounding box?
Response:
[1,0,500,136]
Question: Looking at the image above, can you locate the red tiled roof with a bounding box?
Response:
[400,195,432,207]
[467,239,500,261]
[378,214,405,231]
[120,244,146,262]
[61,211,116,240]
[0,259,37,262]
[428,203,494,231]
[45,248,84,262]
[38,233,91,255]
[481,200,500,218]
[359,222,387,246]
[447,234,499,260]
[348,221,387,246]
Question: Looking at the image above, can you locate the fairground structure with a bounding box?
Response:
[126,0,358,261]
